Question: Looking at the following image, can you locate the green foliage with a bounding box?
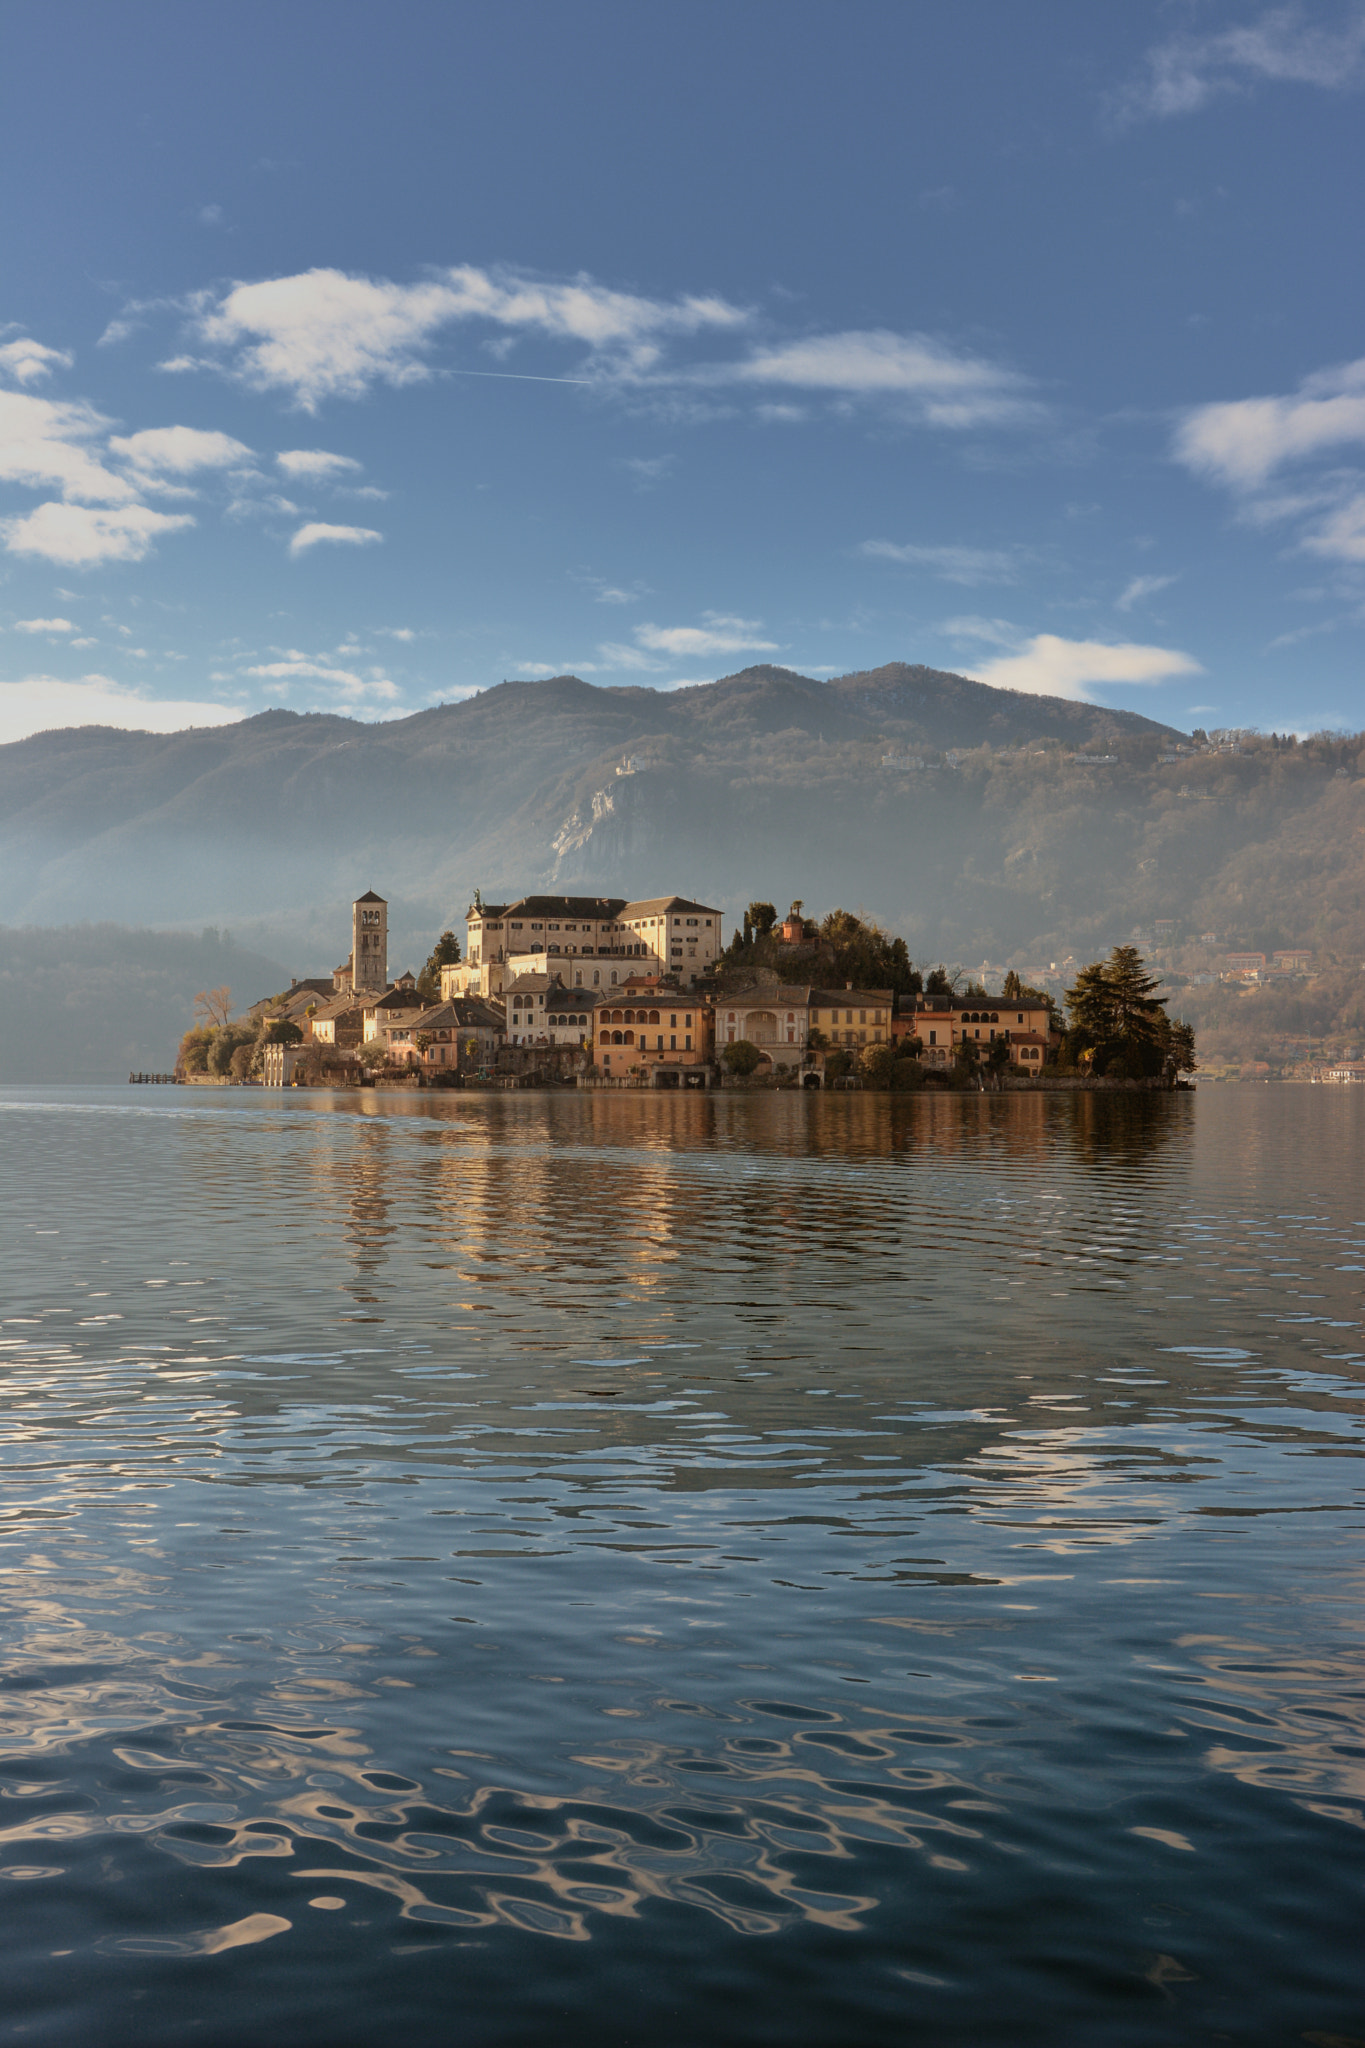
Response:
[858,1041,897,1089]
[924,965,954,995]
[722,1038,764,1076]
[259,1017,303,1047]
[984,1035,1012,1083]
[1064,945,1196,1080]
[203,1022,256,1077]
[716,902,920,997]
[178,1024,216,1074]
[416,929,462,1001]
[823,1048,855,1082]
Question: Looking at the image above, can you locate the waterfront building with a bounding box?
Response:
[305,994,363,1052]
[911,992,1055,1069]
[595,975,714,1079]
[505,971,555,1045]
[545,985,602,1048]
[809,989,895,1048]
[361,973,424,1044]
[385,996,505,1073]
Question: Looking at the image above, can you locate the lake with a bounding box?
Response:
[0,1086,1360,2046]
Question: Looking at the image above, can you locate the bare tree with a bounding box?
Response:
[195,985,233,1028]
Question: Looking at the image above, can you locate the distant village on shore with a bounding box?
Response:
[162,883,1281,1092]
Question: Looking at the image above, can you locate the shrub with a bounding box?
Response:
[722,1039,764,1077]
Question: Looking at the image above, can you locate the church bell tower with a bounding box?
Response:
[352,890,388,994]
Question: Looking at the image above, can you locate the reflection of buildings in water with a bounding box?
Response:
[336,1120,398,1315]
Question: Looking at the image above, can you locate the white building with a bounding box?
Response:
[446,889,723,999]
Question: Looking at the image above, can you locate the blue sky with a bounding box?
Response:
[1,0,1363,744]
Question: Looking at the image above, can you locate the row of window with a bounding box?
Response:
[601,1031,693,1050]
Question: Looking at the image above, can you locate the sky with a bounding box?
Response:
[1,0,1363,746]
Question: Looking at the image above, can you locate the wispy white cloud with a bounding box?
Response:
[0,338,74,386]
[936,614,1023,649]
[1302,491,1365,563]
[634,614,779,658]
[862,539,1024,583]
[0,390,138,504]
[1116,6,1365,122]
[1175,357,1365,488]
[288,521,383,556]
[725,330,1037,427]
[148,263,1036,441]
[962,632,1202,703]
[1,502,195,566]
[12,616,76,633]
[1116,572,1178,611]
[619,454,674,486]
[184,264,749,410]
[109,425,254,477]
[245,657,398,700]
[377,626,417,641]
[276,447,364,480]
[1175,357,1365,566]
[0,672,241,744]
[595,641,664,672]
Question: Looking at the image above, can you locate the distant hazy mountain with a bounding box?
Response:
[0,925,290,1082]
[0,662,1181,946]
[1,666,1359,1019]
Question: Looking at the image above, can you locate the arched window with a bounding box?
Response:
[599,1029,610,1045]
[624,1030,635,1046]
[649,1010,660,1024]
[610,971,618,985]
[991,1012,999,1024]
[623,1009,635,1024]
[612,1030,623,1045]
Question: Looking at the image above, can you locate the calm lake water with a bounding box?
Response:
[0,1086,1360,2047]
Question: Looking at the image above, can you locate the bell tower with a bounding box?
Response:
[352,890,388,994]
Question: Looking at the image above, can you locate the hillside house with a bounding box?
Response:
[385,997,505,1073]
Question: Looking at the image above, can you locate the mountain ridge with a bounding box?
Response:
[9,662,1354,991]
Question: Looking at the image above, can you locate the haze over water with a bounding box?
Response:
[0,1087,1360,2046]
